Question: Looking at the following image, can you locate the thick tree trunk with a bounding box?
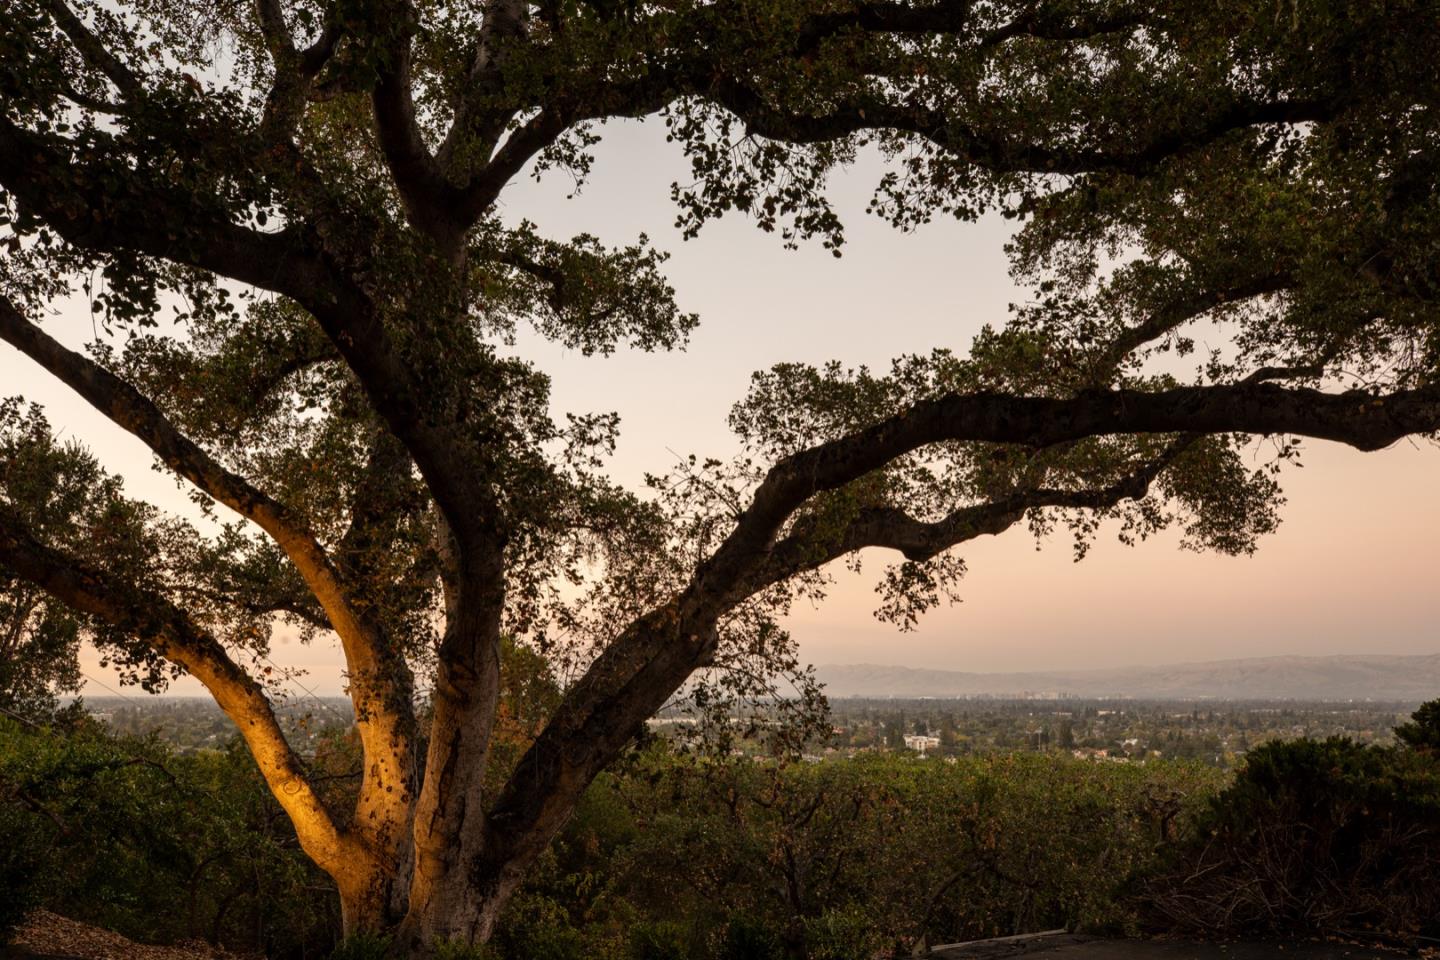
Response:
[393,717,508,953]
[397,861,518,951]
[395,545,510,955]
[325,818,414,943]
[394,612,717,955]
[339,879,393,941]
[393,818,566,954]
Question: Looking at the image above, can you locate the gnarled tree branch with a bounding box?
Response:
[698,72,1332,175]
[0,295,418,843]
[370,3,463,251]
[437,0,529,181]
[0,296,372,660]
[689,377,1440,618]
[0,505,355,875]
[747,434,1203,592]
[254,0,343,144]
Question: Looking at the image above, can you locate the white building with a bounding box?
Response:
[903,734,941,755]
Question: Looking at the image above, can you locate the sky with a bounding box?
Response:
[4,119,1437,698]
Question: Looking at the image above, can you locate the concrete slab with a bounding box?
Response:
[931,934,1411,960]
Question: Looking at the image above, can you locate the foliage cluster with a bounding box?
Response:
[1141,711,1440,941]
[0,713,343,957]
[481,749,1225,959]
[0,400,97,716]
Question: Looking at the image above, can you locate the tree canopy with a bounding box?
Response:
[0,401,89,717]
[1,0,1438,952]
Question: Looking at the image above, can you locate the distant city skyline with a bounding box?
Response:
[3,119,1436,698]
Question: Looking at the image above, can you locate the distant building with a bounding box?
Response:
[903,734,941,755]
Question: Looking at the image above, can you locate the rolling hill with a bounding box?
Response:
[815,654,1440,700]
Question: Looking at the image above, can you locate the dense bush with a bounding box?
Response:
[504,749,1223,959]
[0,714,340,956]
[1139,705,1440,941]
[1395,700,1440,755]
[0,793,48,940]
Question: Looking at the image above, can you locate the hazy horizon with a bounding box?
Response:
[4,119,1436,700]
[74,647,1440,702]
[72,651,1440,705]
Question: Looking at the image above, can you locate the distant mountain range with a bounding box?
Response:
[815,654,1440,701]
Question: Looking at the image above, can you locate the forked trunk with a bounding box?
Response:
[336,592,694,956]
[385,828,550,956]
[396,863,522,952]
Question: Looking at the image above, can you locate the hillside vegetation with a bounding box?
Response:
[3,702,1438,959]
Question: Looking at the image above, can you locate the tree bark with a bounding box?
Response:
[337,870,396,941]
[396,539,509,953]
[400,861,513,951]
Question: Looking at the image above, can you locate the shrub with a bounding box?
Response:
[328,932,393,960]
[803,906,884,960]
[626,920,692,960]
[715,916,784,960]
[606,750,1223,955]
[1395,699,1440,755]
[0,799,48,942]
[490,893,585,960]
[1138,732,1440,939]
[431,938,500,960]
[0,715,340,957]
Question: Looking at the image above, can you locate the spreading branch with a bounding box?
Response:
[437,0,529,181]
[1093,274,1296,379]
[0,118,331,305]
[0,296,419,824]
[458,109,570,225]
[792,0,1143,55]
[254,0,344,144]
[0,296,375,661]
[747,434,1202,592]
[370,3,463,250]
[41,0,142,100]
[697,74,1332,175]
[0,505,353,874]
[0,118,498,567]
[688,378,1440,618]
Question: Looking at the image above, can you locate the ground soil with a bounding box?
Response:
[3,911,244,960]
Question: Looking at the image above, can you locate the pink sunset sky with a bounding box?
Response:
[4,120,1437,697]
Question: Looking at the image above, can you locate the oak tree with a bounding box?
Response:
[2,0,1438,952]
